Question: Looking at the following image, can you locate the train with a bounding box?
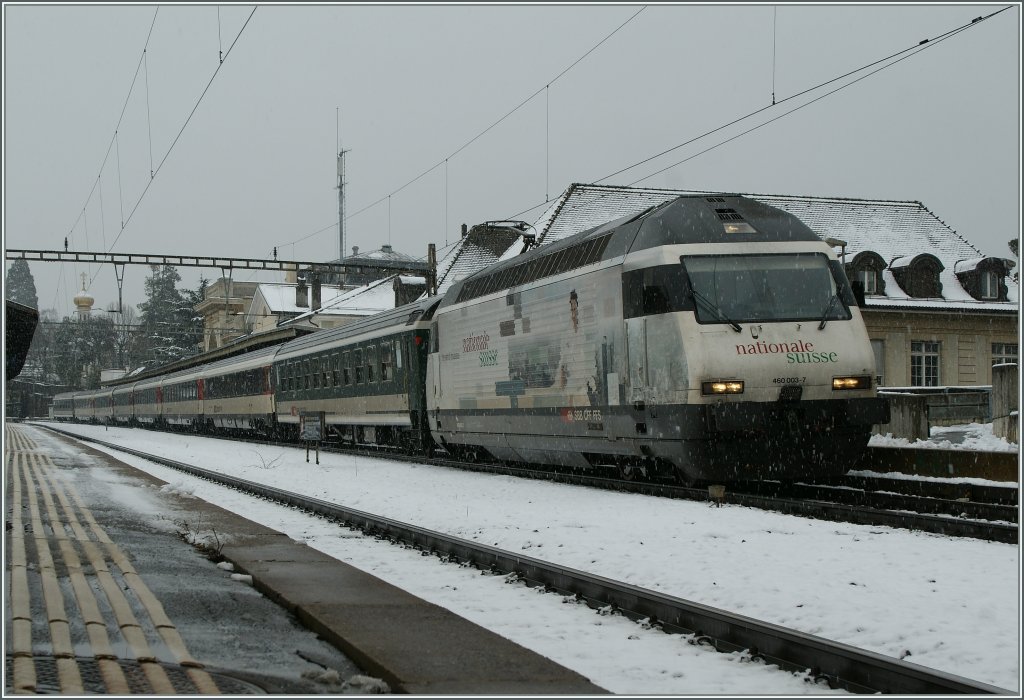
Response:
[50,194,890,484]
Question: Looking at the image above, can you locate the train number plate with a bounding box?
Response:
[772,377,806,384]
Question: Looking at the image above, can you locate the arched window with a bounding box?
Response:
[845,251,887,296]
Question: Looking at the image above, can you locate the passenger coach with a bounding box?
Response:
[272,296,440,451]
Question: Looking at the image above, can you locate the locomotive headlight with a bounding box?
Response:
[832,375,871,390]
[702,380,744,395]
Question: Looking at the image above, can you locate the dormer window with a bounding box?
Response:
[845,250,886,296]
[890,254,944,298]
[953,257,1010,302]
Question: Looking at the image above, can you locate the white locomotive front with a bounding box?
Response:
[426,194,889,483]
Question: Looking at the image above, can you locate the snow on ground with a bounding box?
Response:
[24,422,1021,694]
[869,421,1018,452]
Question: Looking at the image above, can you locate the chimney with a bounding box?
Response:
[381,244,393,254]
[296,276,308,308]
[352,245,359,257]
[461,223,468,238]
[311,275,321,311]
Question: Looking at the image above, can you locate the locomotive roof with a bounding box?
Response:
[441,195,818,307]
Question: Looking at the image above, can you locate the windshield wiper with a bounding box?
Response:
[818,294,839,330]
[692,289,742,332]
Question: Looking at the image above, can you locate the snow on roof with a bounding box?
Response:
[954,257,991,274]
[530,184,1019,313]
[329,244,416,265]
[249,283,352,315]
[434,225,524,295]
[289,275,399,323]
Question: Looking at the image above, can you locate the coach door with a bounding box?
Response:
[425,321,442,430]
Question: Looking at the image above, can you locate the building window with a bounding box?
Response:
[981,271,1000,300]
[857,269,878,295]
[870,339,885,386]
[910,341,940,387]
[992,342,1018,366]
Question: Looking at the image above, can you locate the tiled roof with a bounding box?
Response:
[434,225,525,295]
[529,183,1018,313]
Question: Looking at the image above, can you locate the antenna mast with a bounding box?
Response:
[337,148,348,263]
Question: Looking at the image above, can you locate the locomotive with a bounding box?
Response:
[51,194,889,484]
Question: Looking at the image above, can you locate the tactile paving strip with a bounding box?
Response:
[5,656,266,694]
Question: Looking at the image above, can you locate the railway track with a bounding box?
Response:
[37,421,1019,543]
[37,426,1012,695]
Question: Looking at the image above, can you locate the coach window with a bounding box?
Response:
[331,354,341,387]
[381,342,393,381]
[366,345,377,383]
[342,352,351,385]
[354,349,364,384]
[321,356,330,388]
[396,340,403,369]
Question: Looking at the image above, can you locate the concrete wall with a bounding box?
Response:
[875,392,928,440]
[992,363,1018,443]
[863,308,1017,387]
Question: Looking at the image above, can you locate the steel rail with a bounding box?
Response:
[40,426,1012,695]
[37,421,1018,543]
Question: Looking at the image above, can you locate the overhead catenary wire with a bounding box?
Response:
[276,6,648,251]
[502,5,1013,224]
[102,6,258,266]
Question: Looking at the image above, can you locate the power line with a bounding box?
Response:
[105,6,259,257]
[502,5,1013,222]
[275,6,648,251]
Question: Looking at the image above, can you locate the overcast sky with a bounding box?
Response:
[3,3,1021,318]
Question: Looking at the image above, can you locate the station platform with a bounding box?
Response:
[4,423,606,694]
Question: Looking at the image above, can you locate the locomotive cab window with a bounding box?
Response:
[682,253,853,325]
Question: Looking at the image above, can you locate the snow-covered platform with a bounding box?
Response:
[3,423,606,695]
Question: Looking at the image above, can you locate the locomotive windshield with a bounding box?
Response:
[682,253,852,325]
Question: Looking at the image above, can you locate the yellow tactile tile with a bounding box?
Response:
[187,667,222,694]
[140,661,177,694]
[38,570,69,624]
[8,566,32,619]
[11,656,37,693]
[158,626,204,667]
[97,658,131,694]
[123,572,174,627]
[120,624,158,662]
[84,621,118,659]
[48,620,75,658]
[55,657,85,694]
[10,618,34,657]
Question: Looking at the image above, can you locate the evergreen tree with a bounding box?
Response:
[133,265,204,367]
[52,315,116,389]
[5,259,39,309]
[1009,240,1019,283]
